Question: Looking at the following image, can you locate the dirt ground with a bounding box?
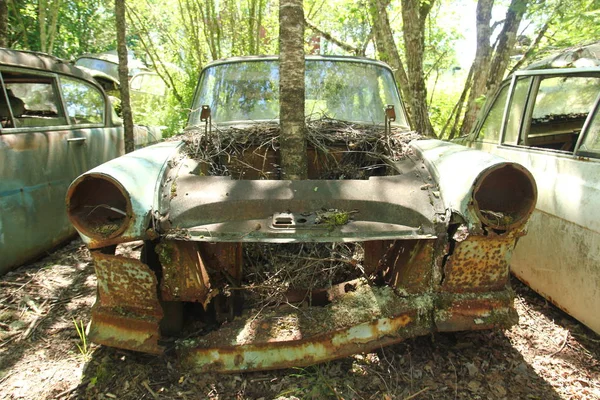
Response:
[0,239,599,400]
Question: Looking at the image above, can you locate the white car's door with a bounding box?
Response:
[469,70,600,334]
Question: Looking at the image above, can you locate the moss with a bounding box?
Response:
[170,181,178,199]
[156,242,174,266]
[316,209,354,230]
[92,223,121,236]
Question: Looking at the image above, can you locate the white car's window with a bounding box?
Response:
[522,75,600,152]
[503,77,530,145]
[60,76,105,125]
[579,103,600,155]
[477,85,509,143]
[0,71,67,129]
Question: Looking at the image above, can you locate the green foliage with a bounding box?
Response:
[6,0,599,138]
[305,0,371,54]
[537,0,600,48]
[8,0,116,58]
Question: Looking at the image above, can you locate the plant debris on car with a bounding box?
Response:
[65,56,537,372]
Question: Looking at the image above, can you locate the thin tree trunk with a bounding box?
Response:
[116,0,135,153]
[305,18,362,55]
[46,0,61,54]
[485,0,527,95]
[401,0,435,137]
[459,0,493,137]
[460,0,528,137]
[445,64,474,140]
[126,5,185,103]
[38,0,47,52]
[369,0,412,126]
[279,0,307,180]
[508,20,550,75]
[0,0,8,47]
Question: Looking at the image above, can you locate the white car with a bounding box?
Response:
[464,43,600,334]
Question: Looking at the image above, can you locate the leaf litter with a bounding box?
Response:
[0,239,598,399]
[1,120,599,399]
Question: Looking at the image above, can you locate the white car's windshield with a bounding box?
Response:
[189,59,408,127]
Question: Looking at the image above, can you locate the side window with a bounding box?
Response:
[522,75,600,152]
[502,77,530,145]
[476,85,509,142]
[60,76,105,125]
[579,98,600,156]
[0,70,67,129]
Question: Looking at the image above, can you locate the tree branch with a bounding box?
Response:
[126,5,184,103]
[304,18,362,55]
[508,20,550,74]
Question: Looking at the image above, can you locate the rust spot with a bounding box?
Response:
[442,233,520,292]
[364,239,434,293]
[90,252,164,353]
[157,241,213,303]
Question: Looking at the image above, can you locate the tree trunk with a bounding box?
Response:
[279,0,307,180]
[459,0,528,137]
[0,0,7,47]
[369,0,412,125]
[401,0,435,137]
[115,0,135,153]
[38,0,47,52]
[459,0,493,137]
[37,0,61,54]
[485,0,527,95]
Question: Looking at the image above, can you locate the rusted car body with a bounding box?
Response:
[67,56,537,371]
[464,43,600,334]
[0,48,124,274]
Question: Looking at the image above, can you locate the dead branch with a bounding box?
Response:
[305,18,363,55]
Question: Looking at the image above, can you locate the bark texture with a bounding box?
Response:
[116,0,135,153]
[459,0,493,137]
[38,0,61,54]
[279,0,307,180]
[0,0,7,48]
[369,0,412,124]
[401,0,435,137]
[460,0,528,137]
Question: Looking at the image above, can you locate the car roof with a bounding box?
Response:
[201,55,394,71]
[525,42,600,70]
[0,47,98,84]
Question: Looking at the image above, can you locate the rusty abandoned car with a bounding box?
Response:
[66,56,537,372]
[463,43,600,334]
[0,48,125,274]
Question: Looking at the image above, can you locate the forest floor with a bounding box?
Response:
[0,239,599,400]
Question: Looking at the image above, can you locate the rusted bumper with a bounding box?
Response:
[176,285,516,372]
[88,227,521,371]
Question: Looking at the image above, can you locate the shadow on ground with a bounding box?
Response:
[75,312,564,399]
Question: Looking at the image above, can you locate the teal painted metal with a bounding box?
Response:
[0,48,124,275]
[66,141,184,249]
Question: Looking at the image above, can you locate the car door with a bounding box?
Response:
[0,66,123,274]
[58,74,124,170]
[468,69,600,334]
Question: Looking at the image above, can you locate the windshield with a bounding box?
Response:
[189,59,408,127]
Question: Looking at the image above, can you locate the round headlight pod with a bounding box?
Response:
[66,174,132,239]
[472,163,537,230]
